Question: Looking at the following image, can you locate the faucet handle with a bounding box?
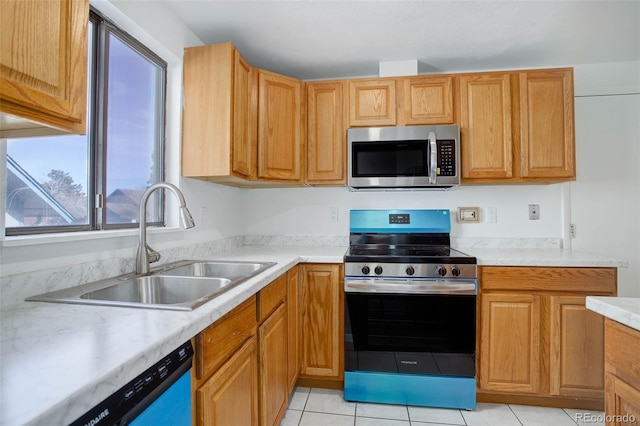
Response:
[147,244,161,264]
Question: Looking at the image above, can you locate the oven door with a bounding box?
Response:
[344,278,476,378]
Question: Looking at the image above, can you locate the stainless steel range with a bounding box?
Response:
[343,209,478,410]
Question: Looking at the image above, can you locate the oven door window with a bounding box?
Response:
[352,141,428,177]
[345,293,476,378]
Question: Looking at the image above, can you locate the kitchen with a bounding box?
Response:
[1,1,639,425]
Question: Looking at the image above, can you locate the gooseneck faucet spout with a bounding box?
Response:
[136,182,195,275]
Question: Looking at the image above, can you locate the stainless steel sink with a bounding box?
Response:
[80,276,232,305]
[159,261,267,280]
[26,260,276,311]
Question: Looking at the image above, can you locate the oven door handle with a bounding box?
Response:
[428,131,437,184]
[344,278,477,295]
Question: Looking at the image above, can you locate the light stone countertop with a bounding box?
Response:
[0,243,628,426]
[460,247,628,268]
[586,297,640,332]
[0,246,345,426]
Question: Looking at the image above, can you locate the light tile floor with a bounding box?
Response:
[280,387,606,426]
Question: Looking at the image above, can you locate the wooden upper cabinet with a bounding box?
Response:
[348,79,396,126]
[258,70,303,182]
[182,43,256,183]
[458,73,513,180]
[459,68,575,184]
[402,75,454,125]
[232,51,257,178]
[0,0,89,136]
[306,81,346,184]
[519,68,575,180]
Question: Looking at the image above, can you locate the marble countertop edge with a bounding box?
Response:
[586,296,640,332]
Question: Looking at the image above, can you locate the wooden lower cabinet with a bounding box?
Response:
[480,293,541,394]
[550,295,606,398]
[287,266,301,393]
[196,336,259,426]
[604,319,640,426]
[299,263,344,385]
[258,276,289,426]
[193,297,259,426]
[478,266,616,410]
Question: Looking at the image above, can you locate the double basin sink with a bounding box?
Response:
[27,260,276,311]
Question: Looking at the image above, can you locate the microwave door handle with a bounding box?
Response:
[428,132,437,184]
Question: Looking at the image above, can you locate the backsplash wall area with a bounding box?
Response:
[238,184,565,241]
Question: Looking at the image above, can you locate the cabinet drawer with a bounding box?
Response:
[480,266,616,293]
[258,275,287,322]
[196,296,257,379]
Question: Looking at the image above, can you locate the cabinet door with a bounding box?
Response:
[232,50,256,178]
[479,293,541,393]
[287,266,301,393]
[348,79,396,126]
[605,319,640,426]
[0,0,88,134]
[258,70,302,181]
[306,81,346,184]
[300,264,343,379]
[519,68,575,179]
[403,76,454,125]
[259,303,288,426]
[196,336,259,426]
[458,73,513,180]
[550,295,605,399]
[605,374,640,426]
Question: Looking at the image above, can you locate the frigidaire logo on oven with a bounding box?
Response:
[400,360,418,365]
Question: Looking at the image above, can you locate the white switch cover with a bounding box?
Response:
[330,207,339,223]
[486,207,497,223]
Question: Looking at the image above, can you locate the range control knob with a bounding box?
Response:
[451,265,461,277]
[436,265,447,276]
[406,266,415,276]
[374,266,383,275]
[361,266,370,275]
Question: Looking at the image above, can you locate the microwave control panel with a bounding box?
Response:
[437,140,456,176]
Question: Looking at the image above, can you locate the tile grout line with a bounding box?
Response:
[507,404,525,426]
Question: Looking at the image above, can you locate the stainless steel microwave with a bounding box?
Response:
[347,125,461,190]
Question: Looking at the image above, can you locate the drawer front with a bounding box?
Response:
[196,296,257,379]
[480,266,617,294]
[258,275,287,323]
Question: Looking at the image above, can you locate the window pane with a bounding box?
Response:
[6,135,90,228]
[104,33,163,225]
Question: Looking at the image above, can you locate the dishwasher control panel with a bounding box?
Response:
[69,341,193,426]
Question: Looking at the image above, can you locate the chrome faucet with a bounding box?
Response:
[136,182,195,275]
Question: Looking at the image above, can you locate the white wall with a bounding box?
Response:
[571,62,640,297]
[239,185,564,240]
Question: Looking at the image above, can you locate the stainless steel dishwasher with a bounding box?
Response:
[70,341,193,426]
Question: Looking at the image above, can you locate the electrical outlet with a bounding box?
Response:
[570,224,576,238]
[529,204,540,220]
[330,207,339,223]
[457,207,480,223]
[486,207,497,223]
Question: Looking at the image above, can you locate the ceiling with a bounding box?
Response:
[163,0,640,80]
